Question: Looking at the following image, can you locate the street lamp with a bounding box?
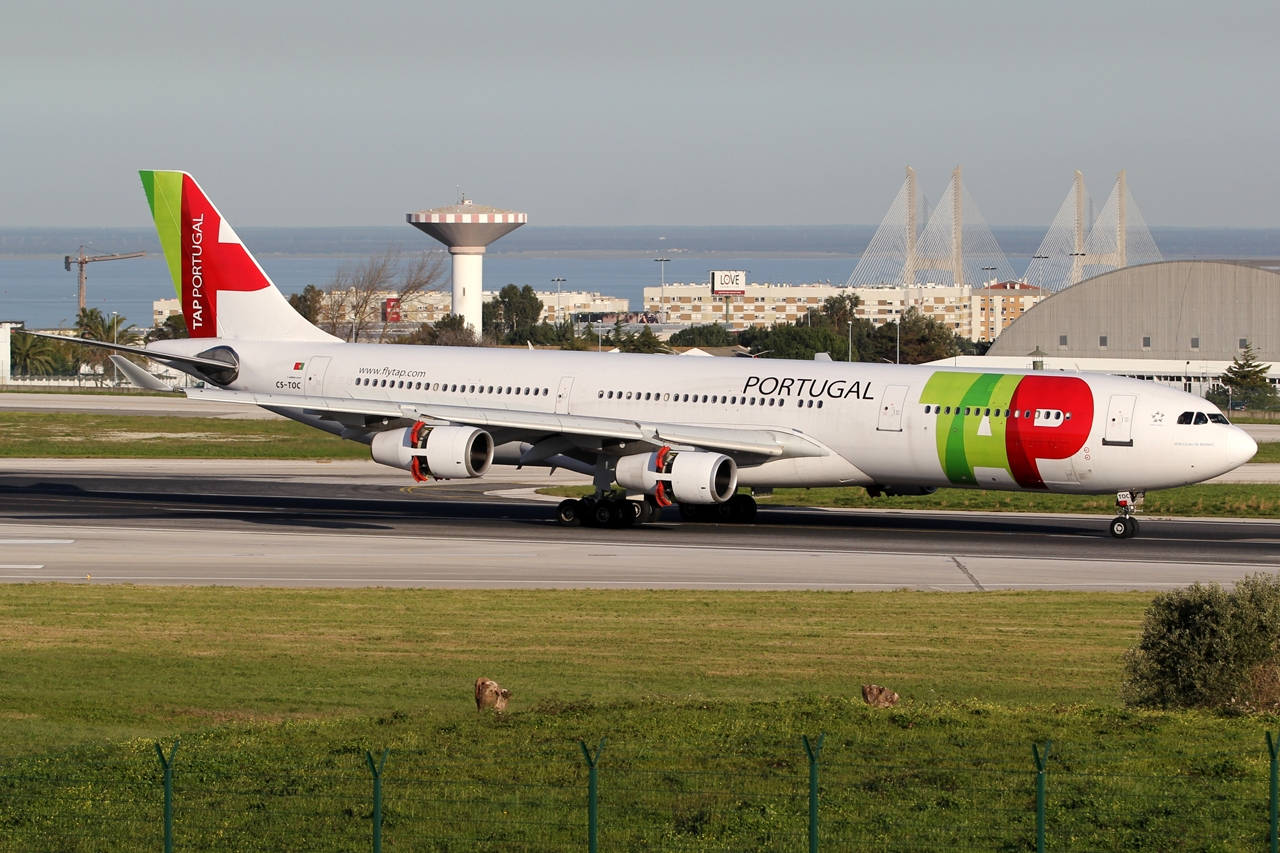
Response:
[110,311,118,386]
[551,277,565,326]
[654,257,670,321]
[981,267,996,341]
[847,321,853,362]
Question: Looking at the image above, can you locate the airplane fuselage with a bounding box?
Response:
[153,337,1257,496]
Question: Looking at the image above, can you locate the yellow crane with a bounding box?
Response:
[64,246,146,313]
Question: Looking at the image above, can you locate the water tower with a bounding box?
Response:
[407,198,527,334]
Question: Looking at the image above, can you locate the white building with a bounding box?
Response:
[643,281,1041,340]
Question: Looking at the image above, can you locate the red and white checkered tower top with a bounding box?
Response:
[407,198,527,333]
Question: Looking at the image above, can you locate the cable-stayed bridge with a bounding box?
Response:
[1023,170,1162,292]
[845,167,1160,292]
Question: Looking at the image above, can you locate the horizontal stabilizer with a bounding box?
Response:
[108,355,173,391]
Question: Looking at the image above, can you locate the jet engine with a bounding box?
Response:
[370,422,493,481]
[615,447,737,505]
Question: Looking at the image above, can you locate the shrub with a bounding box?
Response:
[1123,574,1280,710]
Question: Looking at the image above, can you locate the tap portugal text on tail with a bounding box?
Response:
[49,171,1261,539]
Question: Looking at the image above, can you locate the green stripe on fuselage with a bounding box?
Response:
[922,373,1022,485]
[138,170,185,299]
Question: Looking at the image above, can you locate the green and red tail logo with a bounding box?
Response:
[921,373,1094,489]
[139,170,272,338]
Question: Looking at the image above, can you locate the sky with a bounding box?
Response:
[3,0,1278,228]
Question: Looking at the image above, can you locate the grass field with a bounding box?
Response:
[0,412,368,459]
[2,586,1278,850]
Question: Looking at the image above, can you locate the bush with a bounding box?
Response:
[1123,574,1280,711]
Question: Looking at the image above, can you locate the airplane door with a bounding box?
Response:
[876,385,909,432]
[1103,394,1136,447]
[304,356,331,397]
[555,376,574,415]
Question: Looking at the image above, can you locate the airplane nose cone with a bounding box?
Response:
[1227,427,1258,469]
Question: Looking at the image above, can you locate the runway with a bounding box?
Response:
[1,459,1277,591]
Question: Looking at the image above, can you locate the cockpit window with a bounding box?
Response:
[1194,412,1208,425]
[1177,412,1194,425]
[1208,413,1230,424]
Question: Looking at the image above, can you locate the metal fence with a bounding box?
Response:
[4,733,1280,851]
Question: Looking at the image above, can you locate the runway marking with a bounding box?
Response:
[0,566,44,570]
[0,539,74,545]
[951,557,986,591]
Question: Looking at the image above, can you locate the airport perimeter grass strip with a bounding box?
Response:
[0,412,368,459]
[1,586,1278,850]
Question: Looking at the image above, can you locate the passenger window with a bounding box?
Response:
[1177,412,1194,425]
[1194,412,1208,425]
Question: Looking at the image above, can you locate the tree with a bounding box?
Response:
[617,325,666,354]
[820,292,861,329]
[482,285,544,344]
[10,331,59,375]
[313,249,446,342]
[738,324,845,361]
[398,314,478,347]
[288,284,325,324]
[374,251,447,343]
[871,308,960,364]
[146,313,189,342]
[1124,574,1280,711]
[668,324,735,348]
[75,308,141,377]
[1220,344,1277,410]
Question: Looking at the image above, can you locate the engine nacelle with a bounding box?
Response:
[370,423,494,481]
[615,447,738,505]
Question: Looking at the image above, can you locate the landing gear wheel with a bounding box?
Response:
[616,500,640,527]
[1109,516,1138,539]
[592,501,618,528]
[637,498,661,524]
[727,494,758,523]
[556,499,581,526]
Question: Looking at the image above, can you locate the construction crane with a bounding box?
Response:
[63,246,146,313]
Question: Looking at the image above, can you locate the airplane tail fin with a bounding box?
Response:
[139,171,338,342]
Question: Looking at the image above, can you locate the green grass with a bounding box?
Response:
[1,586,1278,849]
[1254,441,1280,463]
[0,412,369,459]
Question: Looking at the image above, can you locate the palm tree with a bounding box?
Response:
[74,308,142,378]
[10,331,59,376]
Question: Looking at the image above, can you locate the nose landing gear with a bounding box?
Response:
[1109,490,1145,539]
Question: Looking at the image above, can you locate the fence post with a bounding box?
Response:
[366,748,389,853]
[1267,732,1279,853]
[802,734,825,853]
[1033,741,1052,853]
[154,739,179,853]
[578,737,606,853]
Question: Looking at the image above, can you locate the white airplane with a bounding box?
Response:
[52,171,1258,538]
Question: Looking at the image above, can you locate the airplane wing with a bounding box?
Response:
[185,387,830,461]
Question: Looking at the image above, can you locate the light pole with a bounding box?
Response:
[981,266,996,342]
[551,277,565,327]
[847,321,853,362]
[110,311,118,386]
[654,257,670,321]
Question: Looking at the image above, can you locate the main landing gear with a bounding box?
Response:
[556,493,758,527]
[1109,490,1145,539]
